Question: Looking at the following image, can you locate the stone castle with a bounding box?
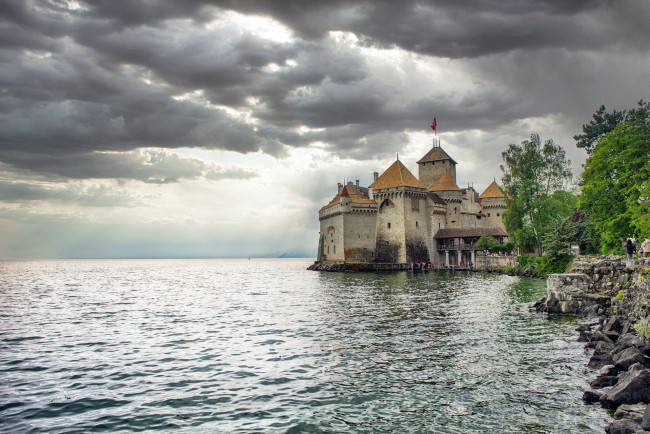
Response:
[316,142,508,268]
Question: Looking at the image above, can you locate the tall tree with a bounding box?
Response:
[574,105,626,154]
[501,134,574,253]
[574,100,649,154]
[579,106,650,251]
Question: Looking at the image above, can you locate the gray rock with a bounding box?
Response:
[613,347,645,372]
[590,375,619,389]
[601,365,619,376]
[601,369,650,408]
[641,404,650,430]
[613,404,646,423]
[595,340,616,355]
[604,419,641,434]
[605,316,624,334]
[583,390,603,403]
[589,353,614,369]
[593,330,616,345]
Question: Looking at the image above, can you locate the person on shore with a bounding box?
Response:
[625,238,635,261]
[642,237,650,258]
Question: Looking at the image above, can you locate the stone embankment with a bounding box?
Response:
[533,255,650,433]
[307,261,345,272]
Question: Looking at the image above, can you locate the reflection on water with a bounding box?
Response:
[0,260,608,432]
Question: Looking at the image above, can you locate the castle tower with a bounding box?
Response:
[479,181,507,232]
[417,144,457,190]
[371,160,429,264]
[427,173,463,229]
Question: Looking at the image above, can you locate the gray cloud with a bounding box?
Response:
[0,181,137,207]
[0,149,258,183]
[0,0,648,181]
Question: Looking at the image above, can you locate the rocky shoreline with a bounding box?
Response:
[533,255,650,433]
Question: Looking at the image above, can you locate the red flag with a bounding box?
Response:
[430,117,437,131]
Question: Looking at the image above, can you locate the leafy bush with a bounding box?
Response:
[476,236,499,250]
[517,254,573,277]
[517,255,532,269]
[491,242,515,254]
[633,317,650,340]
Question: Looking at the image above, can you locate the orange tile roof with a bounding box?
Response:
[351,198,376,204]
[340,186,350,197]
[320,199,340,210]
[479,181,505,198]
[417,146,457,164]
[427,173,461,192]
[319,198,376,211]
[371,160,425,190]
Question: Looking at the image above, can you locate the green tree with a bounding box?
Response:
[575,100,650,155]
[475,236,498,251]
[500,134,574,253]
[579,107,650,251]
[543,217,579,260]
[574,105,626,154]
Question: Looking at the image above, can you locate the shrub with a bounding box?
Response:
[633,317,650,340]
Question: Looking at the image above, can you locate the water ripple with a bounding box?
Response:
[0,259,609,432]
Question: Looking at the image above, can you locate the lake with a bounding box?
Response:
[0,259,609,432]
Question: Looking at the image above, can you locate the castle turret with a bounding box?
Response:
[340,185,351,212]
[479,181,506,232]
[417,144,457,190]
[427,173,463,228]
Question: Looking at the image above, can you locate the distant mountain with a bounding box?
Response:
[278,247,317,258]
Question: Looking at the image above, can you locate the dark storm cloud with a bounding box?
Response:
[213,0,649,57]
[0,0,648,184]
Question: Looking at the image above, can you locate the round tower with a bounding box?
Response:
[340,185,351,213]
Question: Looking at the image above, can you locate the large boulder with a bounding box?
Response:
[612,347,645,372]
[641,404,650,430]
[590,375,618,389]
[601,369,650,408]
[589,353,614,369]
[604,419,641,434]
[613,404,646,424]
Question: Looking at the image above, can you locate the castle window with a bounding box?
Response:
[327,246,330,254]
[439,223,441,228]
[388,222,391,229]
[497,213,500,216]
[334,245,336,254]
[488,213,491,217]
[416,221,419,228]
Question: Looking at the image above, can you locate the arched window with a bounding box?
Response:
[380,199,395,211]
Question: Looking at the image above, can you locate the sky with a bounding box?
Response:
[0,0,648,259]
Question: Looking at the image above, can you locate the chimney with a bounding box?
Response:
[356,179,359,188]
[373,172,379,182]
[337,183,343,194]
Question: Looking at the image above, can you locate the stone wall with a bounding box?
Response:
[474,254,516,272]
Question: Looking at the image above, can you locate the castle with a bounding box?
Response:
[316,141,508,268]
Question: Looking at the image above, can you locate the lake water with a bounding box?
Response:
[0,259,609,432]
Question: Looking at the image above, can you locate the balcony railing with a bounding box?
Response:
[437,243,478,251]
